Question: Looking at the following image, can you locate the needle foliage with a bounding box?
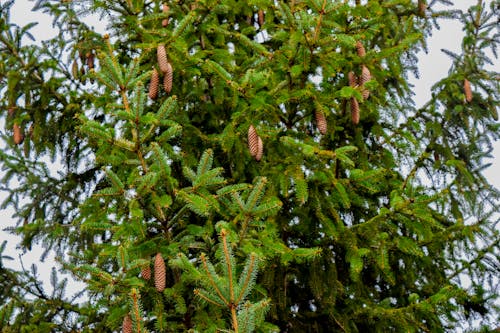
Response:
[0,0,499,332]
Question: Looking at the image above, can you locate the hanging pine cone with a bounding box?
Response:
[464,78,473,103]
[86,51,95,70]
[162,3,170,27]
[157,44,169,73]
[148,68,159,99]
[154,252,166,292]
[418,0,427,17]
[248,125,259,157]
[361,88,370,100]
[360,65,371,85]
[13,123,24,145]
[258,9,265,27]
[348,71,358,88]
[356,41,366,57]
[360,65,371,99]
[255,136,263,162]
[315,110,327,135]
[71,59,79,79]
[350,98,360,125]
[122,315,133,333]
[163,62,173,94]
[141,265,151,281]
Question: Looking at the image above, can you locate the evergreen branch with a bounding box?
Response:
[244,177,267,212]
[118,245,129,272]
[200,253,229,306]
[129,288,144,333]
[235,253,257,306]
[194,289,225,307]
[220,229,235,305]
[204,59,233,83]
[142,96,178,142]
[312,0,327,44]
[103,167,125,192]
[172,10,196,38]
[197,149,214,176]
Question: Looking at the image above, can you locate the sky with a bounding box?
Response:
[1,0,499,315]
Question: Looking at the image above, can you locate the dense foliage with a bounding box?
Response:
[1,0,499,332]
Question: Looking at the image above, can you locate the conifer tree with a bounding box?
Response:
[1,0,499,332]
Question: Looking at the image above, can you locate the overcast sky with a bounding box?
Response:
[1,0,499,305]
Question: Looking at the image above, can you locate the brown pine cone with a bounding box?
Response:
[356,41,366,57]
[360,65,371,85]
[258,9,265,27]
[71,60,79,79]
[418,0,427,17]
[148,68,159,99]
[13,123,24,145]
[154,252,166,292]
[255,136,263,162]
[348,71,358,88]
[86,52,95,70]
[351,98,360,125]
[360,65,371,99]
[315,110,327,135]
[162,3,170,27]
[157,44,169,73]
[248,125,259,157]
[464,78,473,103]
[122,315,133,333]
[141,265,151,281]
[163,63,173,94]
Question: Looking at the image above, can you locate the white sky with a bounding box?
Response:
[1,0,499,313]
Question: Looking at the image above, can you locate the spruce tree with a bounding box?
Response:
[1,0,499,332]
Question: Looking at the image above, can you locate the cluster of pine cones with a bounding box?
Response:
[148,5,173,100]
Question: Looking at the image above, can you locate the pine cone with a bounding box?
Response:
[163,62,173,94]
[258,9,265,27]
[154,252,166,292]
[315,110,327,135]
[360,65,371,99]
[148,68,159,99]
[141,265,151,281]
[122,315,133,333]
[350,98,360,125]
[418,0,427,17]
[255,136,263,162]
[13,123,24,145]
[356,41,366,57]
[360,65,371,85]
[464,78,473,103]
[86,52,95,70]
[157,44,169,73]
[71,60,79,79]
[162,3,170,27]
[361,88,370,100]
[348,71,358,88]
[248,125,259,157]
